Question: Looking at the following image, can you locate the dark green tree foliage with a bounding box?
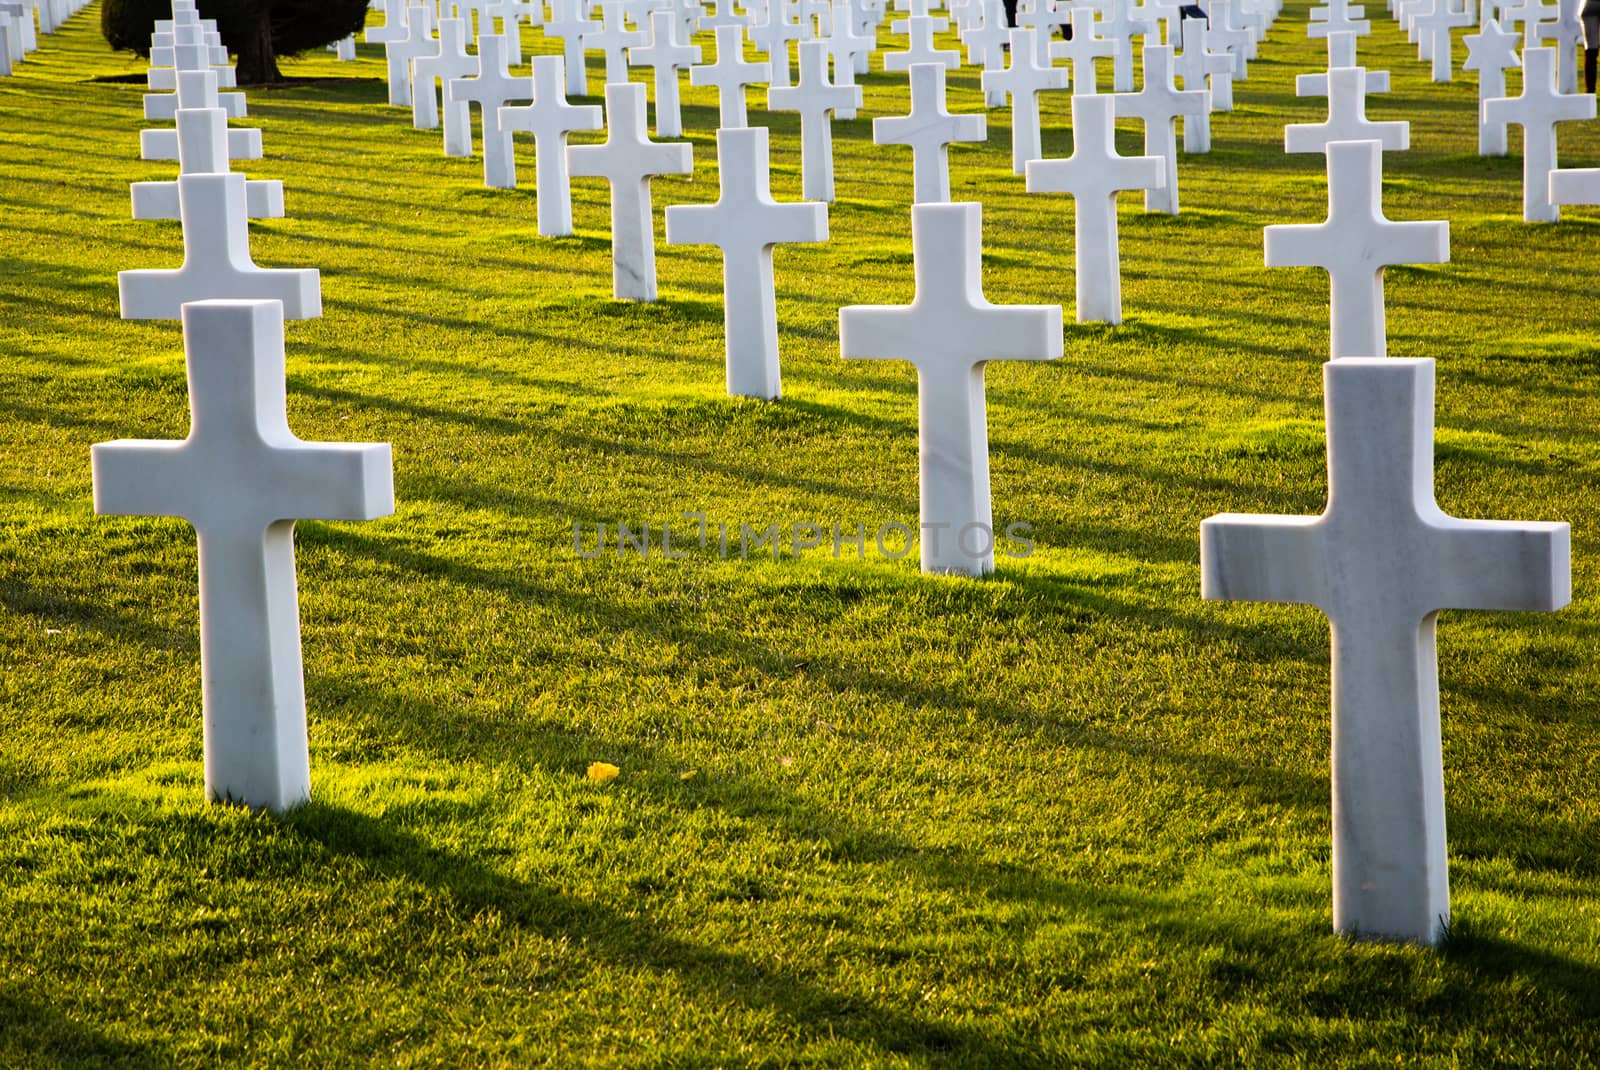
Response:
[103,0,370,84]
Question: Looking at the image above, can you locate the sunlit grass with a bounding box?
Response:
[1,3,1597,1065]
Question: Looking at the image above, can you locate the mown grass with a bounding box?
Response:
[1,3,1598,1066]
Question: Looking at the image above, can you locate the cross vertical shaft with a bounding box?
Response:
[840,204,1061,575]
[1201,358,1570,944]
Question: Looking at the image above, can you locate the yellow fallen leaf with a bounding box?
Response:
[587,762,620,782]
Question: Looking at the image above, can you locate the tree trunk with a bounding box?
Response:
[232,2,281,84]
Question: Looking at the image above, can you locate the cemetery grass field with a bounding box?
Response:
[4,3,1600,1066]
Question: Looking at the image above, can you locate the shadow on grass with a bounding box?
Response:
[302,526,1330,813]
[0,572,195,655]
[0,983,167,1069]
[275,799,1057,1065]
[1439,922,1600,1018]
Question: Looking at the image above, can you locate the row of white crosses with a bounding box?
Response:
[365,0,1286,235]
[1374,0,1600,221]
[356,0,1285,342]
[1198,19,1572,945]
[358,4,1097,548]
[358,3,857,397]
[95,2,396,814]
[370,0,1264,191]
[367,0,885,103]
[1274,25,1440,360]
[0,0,92,77]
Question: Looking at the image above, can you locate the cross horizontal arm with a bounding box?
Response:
[1200,513,1325,606]
[1420,518,1570,611]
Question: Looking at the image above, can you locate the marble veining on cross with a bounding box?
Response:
[567,82,695,300]
[873,62,987,203]
[1201,357,1569,946]
[665,126,829,398]
[92,300,395,813]
[840,203,1062,576]
[1263,140,1448,359]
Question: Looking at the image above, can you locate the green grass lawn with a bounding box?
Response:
[2,3,1598,1065]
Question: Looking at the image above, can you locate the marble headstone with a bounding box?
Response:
[665,126,829,398]
[567,82,696,300]
[873,62,986,203]
[1263,140,1448,359]
[1025,93,1164,323]
[1201,357,1569,946]
[840,203,1062,576]
[92,300,395,813]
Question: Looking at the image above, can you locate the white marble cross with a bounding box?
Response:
[1502,0,1560,47]
[585,1,650,86]
[767,39,862,200]
[964,0,1012,106]
[1264,140,1448,359]
[1498,0,1554,41]
[488,0,544,65]
[630,9,702,137]
[983,27,1069,175]
[568,82,695,300]
[1026,93,1162,323]
[1050,7,1116,92]
[92,300,395,814]
[132,85,284,222]
[1309,0,1371,35]
[366,0,410,48]
[1463,13,1520,155]
[501,55,605,235]
[119,127,320,321]
[1020,0,1072,51]
[1413,0,1471,80]
[1285,67,1408,154]
[1096,0,1155,92]
[1398,0,1432,41]
[140,65,262,165]
[660,0,704,35]
[1534,0,1583,93]
[448,34,535,189]
[665,127,828,398]
[385,6,437,109]
[1235,0,1271,47]
[748,7,807,86]
[1176,15,1232,145]
[1201,357,1569,946]
[692,24,773,126]
[1111,44,1207,213]
[840,203,1061,577]
[874,62,987,203]
[1296,30,1391,96]
[368,0,417,105]
[1482,48,1596,221]
[1206,0,1255,77]
[826,0,874,88]
[545,0,604,97]
[414,18,478,156]
[884,12,961,69]
[1196,15,1240,110]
